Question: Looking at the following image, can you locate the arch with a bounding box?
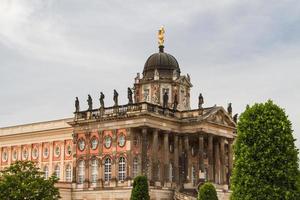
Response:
[54,165,60,179]
[104,157,112,182]
[44,165,49,179]
[65,164,72,182]
[133,157,139,178]
[78,160,85,184]
[91,158,98,183]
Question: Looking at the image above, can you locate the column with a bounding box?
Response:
[228,139,233,185]
[184,135,189,182]
[174,135,179,184]
[178,136,184,187]
[163,132,169,183]
[152,129,159,182]
[198,134,204,173]
[220,137,226,184]
[207,135,214,182]
[141,128,148,176]
[214,138,220,184]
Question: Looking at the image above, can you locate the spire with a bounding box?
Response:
[158,26,165,53]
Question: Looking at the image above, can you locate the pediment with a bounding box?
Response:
[205,108,236,127]
[175,76,193,87]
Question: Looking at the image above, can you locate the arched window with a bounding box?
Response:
[78,160,85,184]
[65,164,72,182]
[169,163,173,182]
[44,165,49,179]
[118,157,126,181]
[133,157,138,178]
[91,159,98,183]
[104,157,111,182]
[55,165,60,179]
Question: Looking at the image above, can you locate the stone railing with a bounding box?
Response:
[74,102,188,121]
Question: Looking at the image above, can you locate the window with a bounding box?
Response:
[55,165,60,179]
[133,157,138,178]
[143,89,149,102]
[65,164,72,182]
[32,147,38,159]
[78,160,85,184]
[43,147,49,158]
[104,157,112,182]
[91,138,98,150]
[191,166,196,185]
[55,146,60,157]
[118,157,126,181]
[91,159,98,183]
[44,165,49,179]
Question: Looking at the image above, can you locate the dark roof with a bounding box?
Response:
[143,46,181,80]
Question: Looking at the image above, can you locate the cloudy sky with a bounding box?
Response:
[0,0,299,148]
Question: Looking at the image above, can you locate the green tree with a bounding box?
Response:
[130,175,150,200]
[0,161,60,200]
[230,100,299,200]
[198,182,218,200]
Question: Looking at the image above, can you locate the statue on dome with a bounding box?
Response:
[158,26,165,46]
[198,93,204,109]
[233,113,238,123]
[163,91,169,109]
[128,87,133,104]
[87,95,93,111]
[99,92,105,108]
[75,97,80,112]
[113,89,119,106]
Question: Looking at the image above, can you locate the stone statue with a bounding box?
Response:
[187,73,191,82]
[227,103,232,116]
[87,95,93,111]
[154,69,159,80]
[163,91,169,108]
[113,89,119,106]
[158,26,165,46]
[198,93,204,109]
[233,113,238,123]
[128,87,133,104]
[75,97,80,112]
[99,92,105,108]
[173,93,178,111]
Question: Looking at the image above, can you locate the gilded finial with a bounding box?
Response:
[158,26,165,46]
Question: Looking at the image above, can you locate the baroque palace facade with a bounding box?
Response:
[0,29,236,200]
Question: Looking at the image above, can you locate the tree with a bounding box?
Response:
[0,161,60,200]
[230,100,300,200]
[198,182,218,200]
[130,175,150,200]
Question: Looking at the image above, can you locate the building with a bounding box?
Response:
[0,29,236,200]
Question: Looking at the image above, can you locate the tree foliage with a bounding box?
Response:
[230,100,299,200]
[198,182,218,200]
[130,175,150,200]
[0,161,60,200]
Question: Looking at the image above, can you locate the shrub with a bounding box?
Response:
[198,182,218,200]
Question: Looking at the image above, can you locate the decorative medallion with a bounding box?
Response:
[2,151,8,162]
[78,139,85,151]
[43,147,49,158]
[32,147,38,159]
[91,137,98,150]
[55,146,60,157]
[104,136,112,149]
[66,145,72,156]
[118,134,126,147]
[12,149,18,161]
[22,149,28,160]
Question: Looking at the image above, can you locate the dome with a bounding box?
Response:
[143,46,181,79]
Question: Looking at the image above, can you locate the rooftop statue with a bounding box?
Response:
[173,93,178,111]
[128,87,133,104]
[87,95,93,111]
[233,113,238,123]
[158,26,165,46]
[198,93,204,109]
[163,91,169,109]
[75,97,80,112]
[227,103,232,116]
[113,89,119,106]
[99,92,105,108]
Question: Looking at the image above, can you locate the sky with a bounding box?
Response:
[0,0,299,149]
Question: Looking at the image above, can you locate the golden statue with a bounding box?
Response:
[158,26,165,46]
